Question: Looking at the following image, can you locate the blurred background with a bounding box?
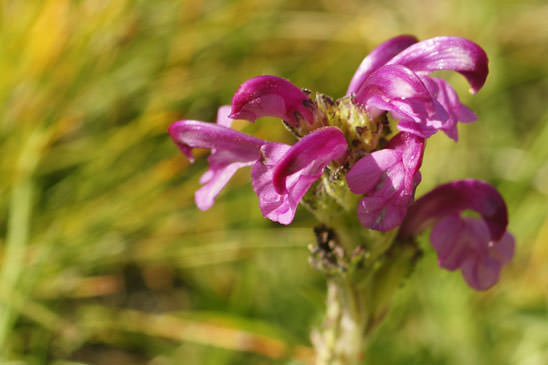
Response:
[1,0,547,363]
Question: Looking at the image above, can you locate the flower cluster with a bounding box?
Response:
[169,35,514,290]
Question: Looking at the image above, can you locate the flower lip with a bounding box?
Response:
[168,119,266,210]
[346,132,425,231]
[229,75,316,126]
[397,179,512,291]
[272,127,348,195]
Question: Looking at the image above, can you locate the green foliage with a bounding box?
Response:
[1,0,547,363]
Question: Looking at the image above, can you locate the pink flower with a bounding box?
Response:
[346,132,425,231]
[252,127,347,224]
[347,36,487,140]
[398,179,514,290]
[170,36,495,237]
[168,115,264,211]
[169,106,347,224]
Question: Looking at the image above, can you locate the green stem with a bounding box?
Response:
[0,174,33,355]
[0,129,45,357]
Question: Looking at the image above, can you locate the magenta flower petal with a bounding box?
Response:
[252,142,319,225]
[346,149,401,194]
[387,36,489,93]
[460,255,502,290]
[272,127,348,194]
[356,193,410,232]
[251,127,347,225]
[430,215,471,270]
[423,77,477,141]
[230,75,316,126]
[169,120,264,210]
[398,180,513,291]
[252,143,297,224]
[347,132,425,231]
[491,232,515,265]
[216,105,234,127]
[431,216,515,290]
[194,161,248,211]
[398,179,508,241]
[347,35,418,96]
[354,64,448,138]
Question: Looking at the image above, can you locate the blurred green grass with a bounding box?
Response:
[1,0,547,363]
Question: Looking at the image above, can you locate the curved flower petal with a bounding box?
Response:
[252,143,318,225]
[354,64,448,138]
[169,120,264,210]
[398,179,509,241]
[347,132,425,231]
[230,75,316,126]
[251,127,347,225]
[347,35,418,96]
[387,36,489,93]
[398,180,513,290]
[272,127,348,194]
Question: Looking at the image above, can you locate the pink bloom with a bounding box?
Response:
[398,179,514,290]
[348,36,488,140]
[169,105,346,224]
[168,118,264,210]
[346,132,425,231]
[253,127,347,224]
[169,36,496,245]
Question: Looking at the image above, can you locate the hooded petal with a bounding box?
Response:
[399,180,513,290]
[398,179,509,241]
[347,132,425,231]
[354,64,448,138]
[347,35,418,96]
[272,127,348,194]
[169,120,264,210]
[386,36,489,93]
[230,75,316,126]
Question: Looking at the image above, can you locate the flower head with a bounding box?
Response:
[169,34,513,289]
